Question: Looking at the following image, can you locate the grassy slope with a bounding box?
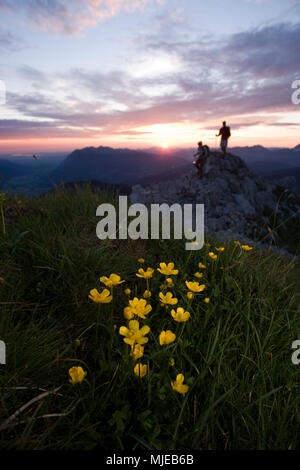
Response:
[0,184,300,450]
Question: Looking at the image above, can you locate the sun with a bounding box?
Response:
[161,142,169,149]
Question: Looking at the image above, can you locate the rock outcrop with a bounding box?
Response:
[130,152,300,248]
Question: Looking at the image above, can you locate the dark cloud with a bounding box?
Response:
[225,22,300,79]
[145,21,300,80]
[0,29,23,51]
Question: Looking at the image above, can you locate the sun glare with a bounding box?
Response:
[161,142,169,149]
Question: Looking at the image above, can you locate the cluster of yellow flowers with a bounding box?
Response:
[85,258,213,392]
[117,261,210,393]
[71,241,252,390]
[120,263,180,386]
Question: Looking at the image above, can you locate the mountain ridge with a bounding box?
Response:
[51,145,187,185]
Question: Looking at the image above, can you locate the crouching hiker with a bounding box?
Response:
[193,141,210,179]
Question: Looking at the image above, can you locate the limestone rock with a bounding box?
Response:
[129,151,300,246]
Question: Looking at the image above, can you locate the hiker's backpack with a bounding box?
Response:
[224,127,231,138]
[203,145,210,156]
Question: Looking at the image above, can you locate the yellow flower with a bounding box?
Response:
[100,273,125,287]
[171,374,189,395]
[241,245,253,251]
[124,288,131,296]
[143,290,152,299]
[134,363,148,378]
[88,288,112,303]
[194,272,203,279]
[215,246,225,252]
[69,366,87,385]
[136,267,154,279]
[209,252,218,260]
[234,241,240,245]
[204,297,210,303]
[166,277,175,288]
[159,291,178,307]
[130,344,144,360]
[159,330,176,345]
[157,262,179,276]
[171,307,190,323]
[187,291,194,300]
[138,258,145,263]
[169,358,175,367]
[185,281,206,293]
[123,297,152,320]
[198,262,206,269]
[119,319,150,347]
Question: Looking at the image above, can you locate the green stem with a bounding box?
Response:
[96,304,101,342]
[110,287,114,354]
[0,203,6,236]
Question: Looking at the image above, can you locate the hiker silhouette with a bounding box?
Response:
[216,121,231,155]
[193,141,210,179]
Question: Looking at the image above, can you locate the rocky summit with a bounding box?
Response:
[130,151,300,248]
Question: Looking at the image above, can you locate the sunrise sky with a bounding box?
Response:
[0,0,300,153]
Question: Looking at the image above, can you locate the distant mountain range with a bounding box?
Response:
[231,145,300,169]
[0,144,300,195]
[0,159,33,180]
[230,145,300,193]
[51,146,189,185]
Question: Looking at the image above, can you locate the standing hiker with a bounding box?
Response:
[216,121,231,155]
[193,141,210,179]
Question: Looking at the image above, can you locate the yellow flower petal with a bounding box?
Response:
[69,366,87,385]
[134,363,147,378]
[130,344,144,360]
[157,262,179,276]
[241,245,253,251]
[171,307,190,323]
[100,273,125,287]
[136,268,154,279]
[159,330,176,345]
[171,374,189,395]
[89,288,112,303]
[185,281,206,293]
